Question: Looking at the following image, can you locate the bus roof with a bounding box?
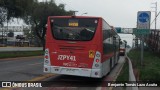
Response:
[48,16,102,19]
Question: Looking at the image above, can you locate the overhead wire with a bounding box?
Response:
[150,11,160,26]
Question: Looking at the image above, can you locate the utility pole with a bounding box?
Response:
[151,2,157,30]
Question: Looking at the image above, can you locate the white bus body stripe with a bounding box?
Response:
[44,50,117,78]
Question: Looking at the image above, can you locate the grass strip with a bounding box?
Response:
[0,50,44,59]
[128,48,160,81]
[116,59,129,81]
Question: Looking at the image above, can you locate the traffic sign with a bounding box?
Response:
[137,11,151,29]
[133,28,150,35]
[115,27,121,33]
[136,11,151,67]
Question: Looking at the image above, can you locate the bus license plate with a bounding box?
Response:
[66,69,76,72]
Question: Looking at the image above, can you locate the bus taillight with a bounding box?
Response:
[96,53,100,57]
[95,64,99,67]
[44,49,51,66]
[92,51,101,69]
[45,68,48,71]
[95,72,98,75]
[96,59,100,63]
[45,55,48,59]
[45,60,49,64]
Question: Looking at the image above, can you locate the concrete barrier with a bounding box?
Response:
[126,55,139,90]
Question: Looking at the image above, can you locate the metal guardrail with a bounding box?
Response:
[0,26,31,32]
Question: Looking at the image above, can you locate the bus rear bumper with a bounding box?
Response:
[44,65,102,78]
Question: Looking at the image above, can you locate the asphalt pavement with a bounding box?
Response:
[0,53,126,90]
[0,56,44,81]
[7,57,126,90]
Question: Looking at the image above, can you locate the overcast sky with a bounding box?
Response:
[11,0,160,46]
[50,0,160,46]
[10,0,160,29]
[53,0,160,29]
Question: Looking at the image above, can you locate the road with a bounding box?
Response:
[0,56,125,90]
[0,56,44,81]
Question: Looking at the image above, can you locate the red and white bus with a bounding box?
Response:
[44,16,120,78]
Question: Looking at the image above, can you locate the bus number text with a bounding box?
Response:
[58,55,76,61]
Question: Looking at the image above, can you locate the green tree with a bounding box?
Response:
[0,7,7,26]
[23,0,73,49]
[0,0,34,25]
[0,0,73,49]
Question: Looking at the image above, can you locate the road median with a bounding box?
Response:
[0,51,44,59]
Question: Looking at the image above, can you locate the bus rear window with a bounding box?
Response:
[50,18,98,41]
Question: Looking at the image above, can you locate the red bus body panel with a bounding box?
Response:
[44,16,120,78]
[45,16,102,69]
